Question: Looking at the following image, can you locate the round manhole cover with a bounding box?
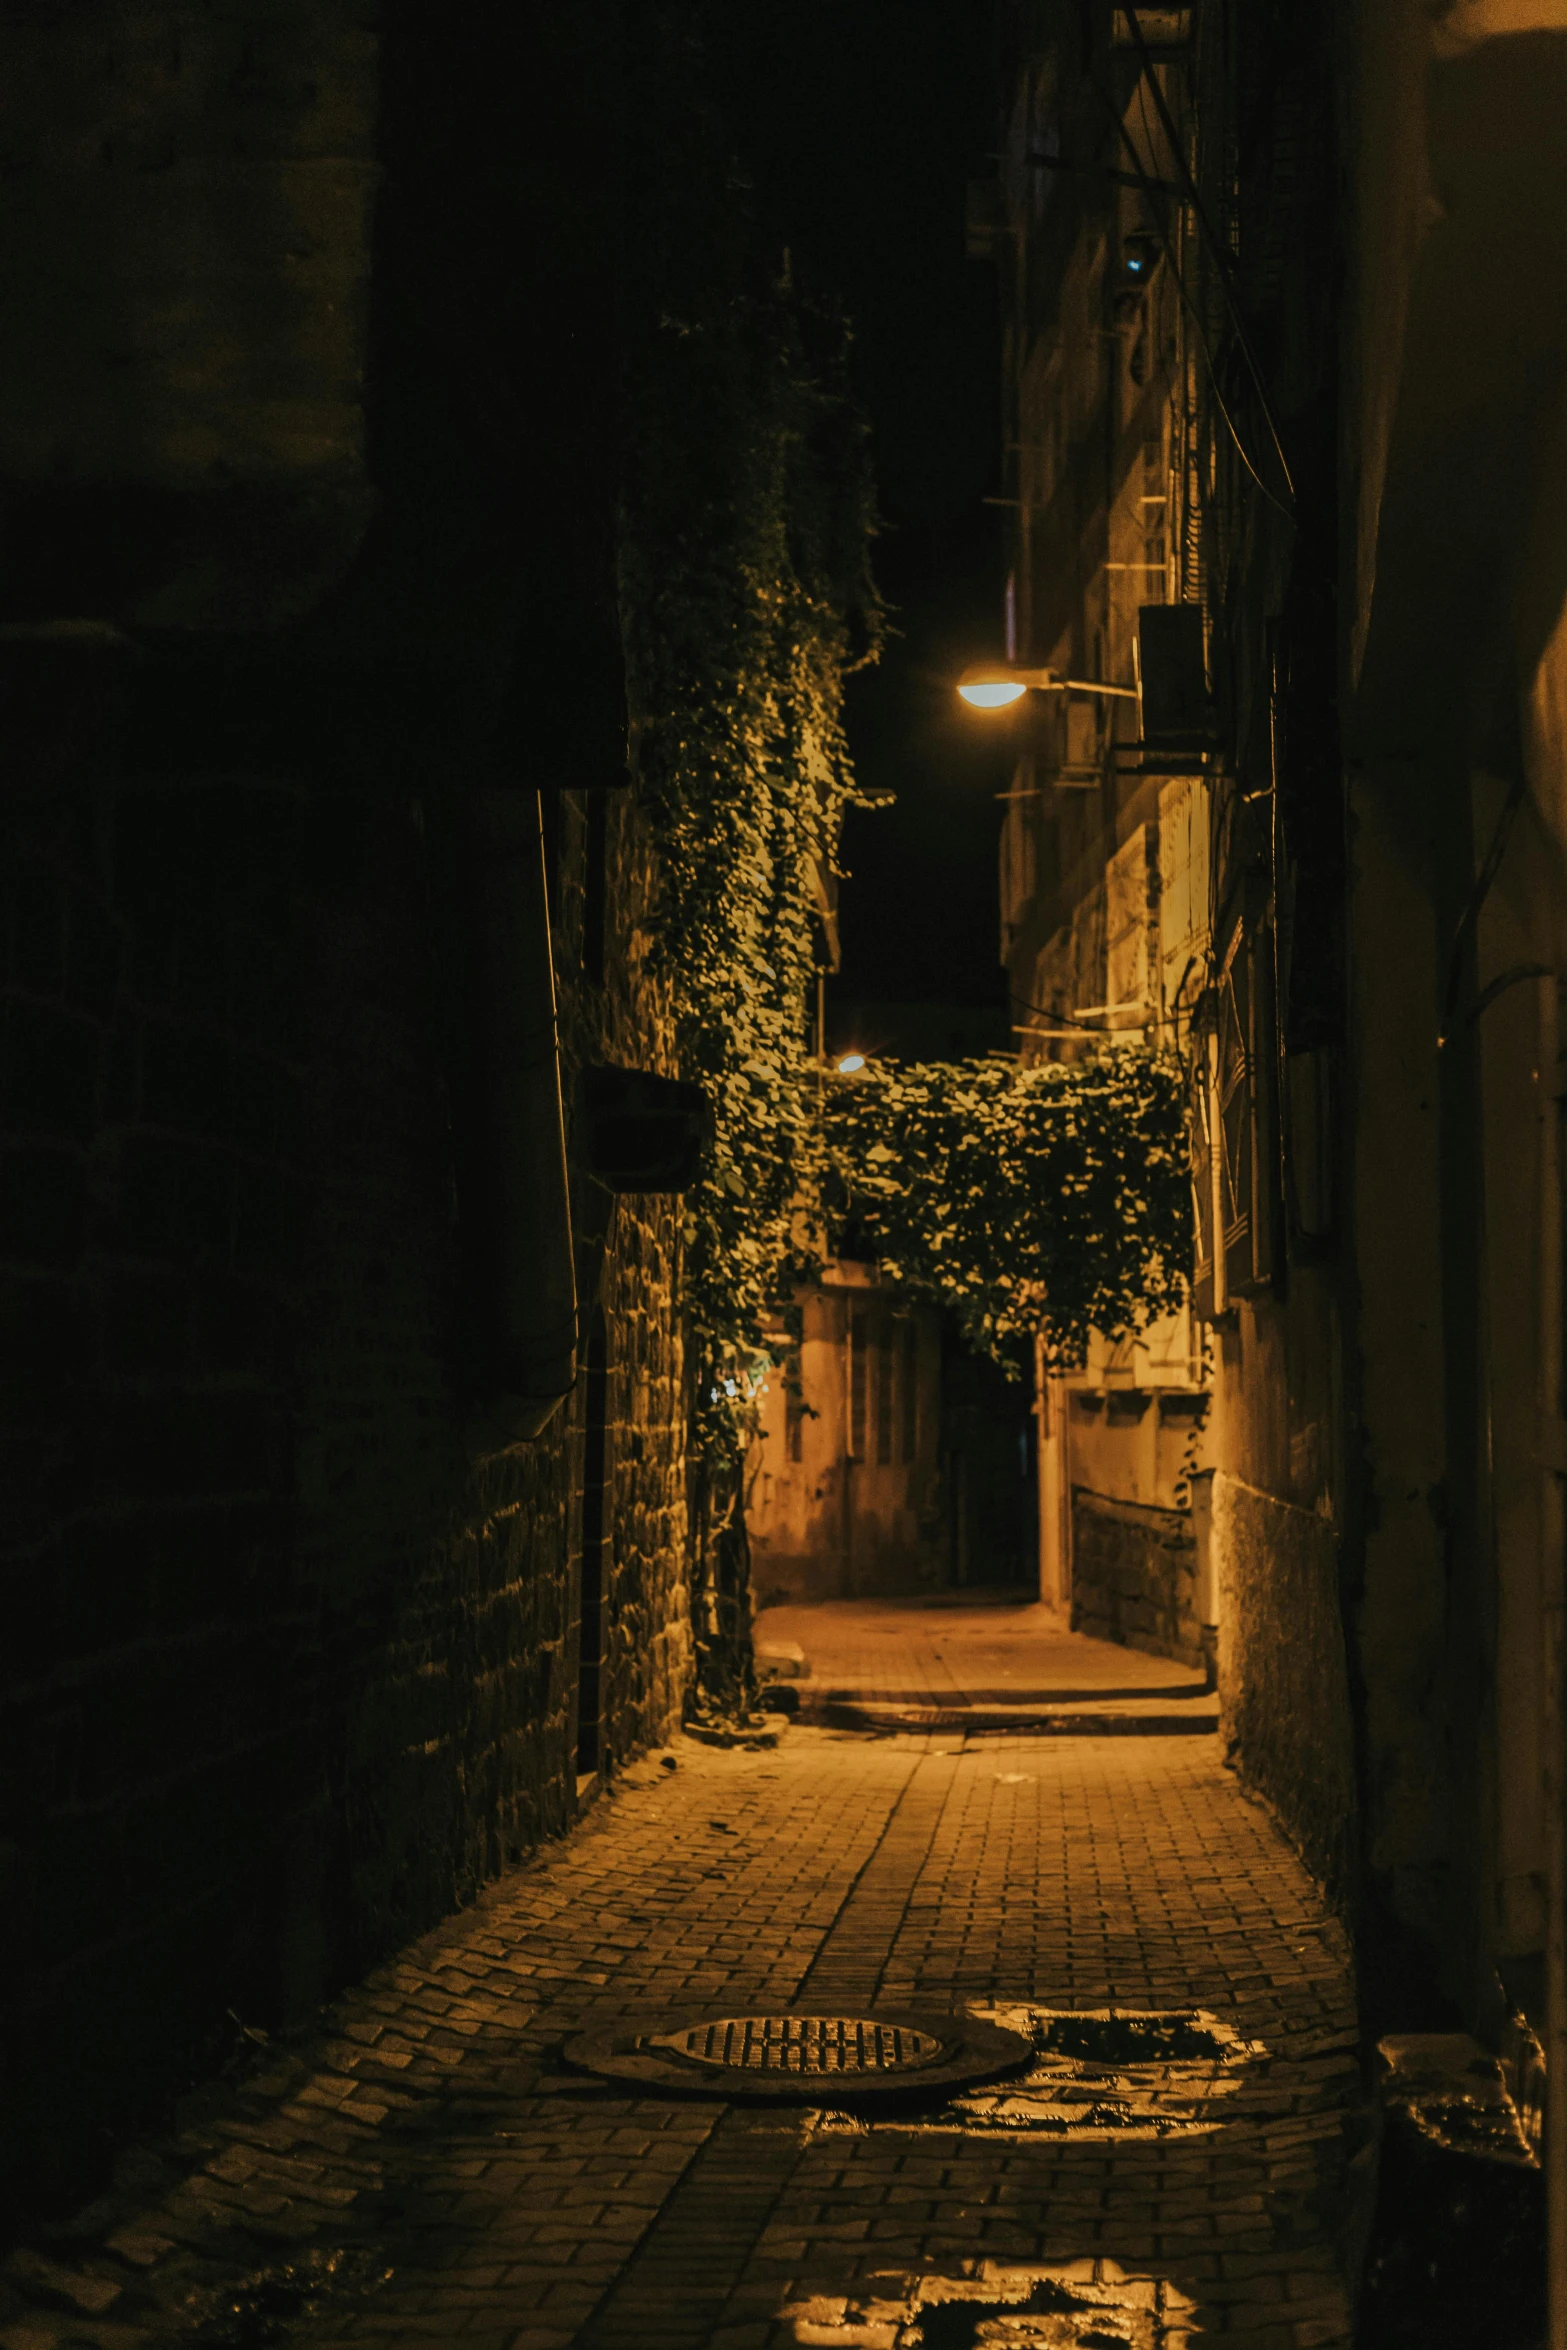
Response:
[646,2014,945,2075]
[563,2006,1032,2104]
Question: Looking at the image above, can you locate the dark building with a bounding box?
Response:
[0,7,694,2217]
[973,0,1567,2294]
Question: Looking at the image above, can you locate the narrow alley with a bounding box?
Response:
[1,1608,1362,2350]
[5,1,1567,2342]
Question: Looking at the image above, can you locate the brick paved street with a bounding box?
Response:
[1,1635,1365,2350]
[754,1596,1220,1738]
[754,1595,1203,1707]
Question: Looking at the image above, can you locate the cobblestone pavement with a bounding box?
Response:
[1,1707,1366,2350]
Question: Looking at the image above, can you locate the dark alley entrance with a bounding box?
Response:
[6,0,1567,2338]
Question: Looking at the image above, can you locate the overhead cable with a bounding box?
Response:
[1087,71,1290,521]
[1120,1,1297,507]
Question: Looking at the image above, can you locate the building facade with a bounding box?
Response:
[977,2,1567,2266]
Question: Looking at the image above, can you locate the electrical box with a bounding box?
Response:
[583,1065,713,1192]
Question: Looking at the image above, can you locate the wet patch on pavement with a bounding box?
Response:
[816,2005,1264,2139]
[781,2259,1196,2347]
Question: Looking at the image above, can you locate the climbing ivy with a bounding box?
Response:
[819,1052,1191,1375]
[621,36,881,1466]
[620,12,883,1701]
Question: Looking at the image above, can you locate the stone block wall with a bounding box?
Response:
[1212,1472,1358,1905]
[565,788,692,1763]
[0,767,689,2222]
[0,0,696,2232]
[0,0,379,628]
[1071,1489,1205,1670]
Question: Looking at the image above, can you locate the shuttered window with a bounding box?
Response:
[1191,912,1276,1316]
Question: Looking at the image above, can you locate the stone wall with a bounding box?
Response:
[1213,1472,1358,1906]
[0,0,695,2229]
[1071,1489,1205,1671]
[576,791,691,1760]
[0,765,688,2223]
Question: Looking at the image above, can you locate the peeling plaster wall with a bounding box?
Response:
[746,1282,946,1605]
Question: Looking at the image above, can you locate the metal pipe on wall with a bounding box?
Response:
[435,784,577,1442]
[1540,969,1567,2349]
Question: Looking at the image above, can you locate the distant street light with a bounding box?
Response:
[957,661,1140,709]
[836,1053,866,1074]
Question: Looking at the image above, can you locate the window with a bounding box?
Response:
[1191,912,1276,1316]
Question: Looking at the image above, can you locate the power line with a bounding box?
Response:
[1090,69,1290,522]
[1121,1,1297,508]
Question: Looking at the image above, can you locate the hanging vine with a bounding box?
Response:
[620,13,884,1705]
[818,1052,1191,1375]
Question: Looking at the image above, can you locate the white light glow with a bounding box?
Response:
[836,1052,866,1074]
[958,680,1028,709]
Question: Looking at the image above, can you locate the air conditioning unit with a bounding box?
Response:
[582,1065,713,1192]
[1136,604,1214,751]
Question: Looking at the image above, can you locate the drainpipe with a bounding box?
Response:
[1207,1023,1229,1315]
[1540,969,1567,2349]
[436,784,577,1442]
[1034,1329,1053,1606]
[1036,1329,1071,1612]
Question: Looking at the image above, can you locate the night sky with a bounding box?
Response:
[705,4,1012,1013]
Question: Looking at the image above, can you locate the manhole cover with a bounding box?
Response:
[564,2006,1032,2103]
[647,2015,945,2074]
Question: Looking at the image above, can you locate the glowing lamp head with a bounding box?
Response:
[957,662,1029,710]
[836,1052,866,1074]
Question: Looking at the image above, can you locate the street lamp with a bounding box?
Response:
[956,661,1140,709]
